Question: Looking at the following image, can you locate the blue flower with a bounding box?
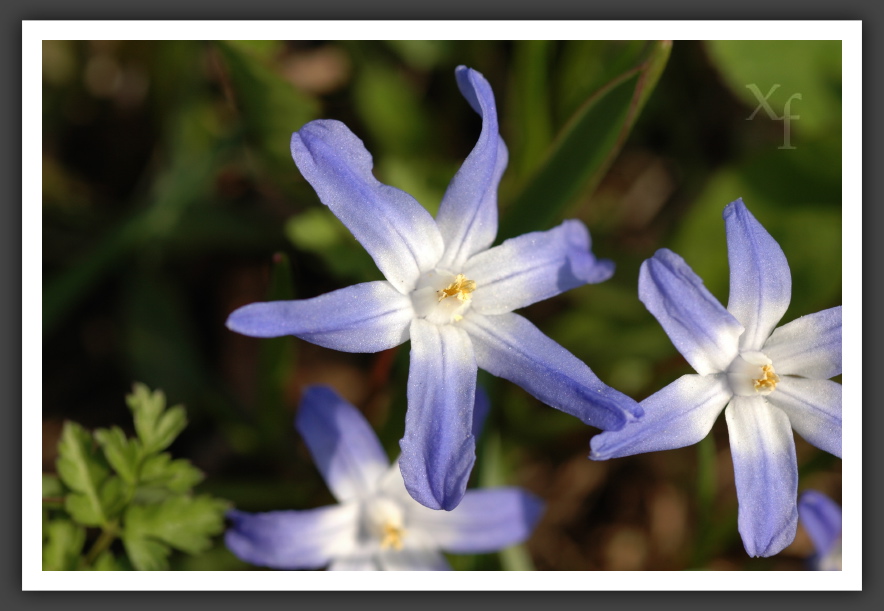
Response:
[798,490,842,571]
[227,66,642,511]
[590,198,842,558]
[225,385,544,571]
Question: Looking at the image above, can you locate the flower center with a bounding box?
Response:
[410,269,477,325]
[363,496,407,552]
[379,522,406,551]
[727,350,780,397]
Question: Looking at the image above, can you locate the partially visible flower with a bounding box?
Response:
[798,490,842,571]
[225,385,543,571]
[590,198,842,558]
[227,65,642,511]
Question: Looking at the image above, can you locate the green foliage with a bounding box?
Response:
[42,383,229,570]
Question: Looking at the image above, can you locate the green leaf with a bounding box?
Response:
[42,519,86,570]
[127,383,187,455]
[42,473,66,510]
[89,551,123,571]
[214,41,318,173]
[139,452,205,493]
[95,427,142,485]
[57,422,110,527]
[500,41,671,238]
[123,535,172,571]
[123,495,230,570]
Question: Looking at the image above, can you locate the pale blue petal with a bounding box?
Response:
[295,385,391,503]
[226,281,413,353]
[798,490,842,558]
[763,306,842,379]
[462,312,643,431]
[723,199,792,352]
[399,319,478,511]
[225,505,358,570]
[328,555,379,571]
[765,377,842,458]
[590,374,731,460]
[640,248,744,375]
[377,547,451,571]
[435,66,507,270]
[465,220,614,315]
[725,397,798,558]
[408,488,544,554]
[291,120,444,293]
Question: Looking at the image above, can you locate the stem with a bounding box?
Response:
[83,521,119,567]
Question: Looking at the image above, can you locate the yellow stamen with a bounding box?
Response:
[437,274,476,303]
[753,364,780,393]
[380,523,406,551]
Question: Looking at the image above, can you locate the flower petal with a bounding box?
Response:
[763,306,842,379]
[765,377,842,458]
[435,66,507,270]
[462,312,643,431]
[465,220,614,315]
[377,547,451,571]
[225,505,358,570]
[725,397,798,557]
[295,385,391,503]
[590,374,731,460]
[640,248,743,375]
[291,120,444,293]
[399,319,478,511]
[472,386,491,439]
[723,198,792,352]
[408,488,544,554]
[798,490,842,558]
[226,281,413,353]
[328,554,379,571]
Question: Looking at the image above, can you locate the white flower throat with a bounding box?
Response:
[410,270,477,325]
[727,350,781,397]
[363,496,407,551]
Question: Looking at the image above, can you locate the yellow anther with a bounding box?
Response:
[437,274,476,303]
[380,523,406,551]
[753,364,780,393]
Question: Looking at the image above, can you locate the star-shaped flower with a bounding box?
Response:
[590,198,842,558]
[225,385,544,571]
[798,490,842,571]
[227,66,642,511]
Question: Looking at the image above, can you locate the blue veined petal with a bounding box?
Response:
[399,319,478,511]
[407,488,544,554]
[764,377,842,458]
[723,199,792,352]
[435,66,508,270]
[291,120,444,293]
[590,374,731,460]
[763,306,842,379]
[225,505,358,570]
[295,386,391,503]
[465,220,614,315]
[798,490,842,559]
[640,248,744,376]
[725,396,798,558]
[461,312,643,431]
[226,281,413,353]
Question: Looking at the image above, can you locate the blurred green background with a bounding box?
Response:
[42,40,842,571]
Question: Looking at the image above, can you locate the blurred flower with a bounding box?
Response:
[225,385,543,571]
[590,198,842,558]
[798,490,842,571]
[227,65,642,511]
